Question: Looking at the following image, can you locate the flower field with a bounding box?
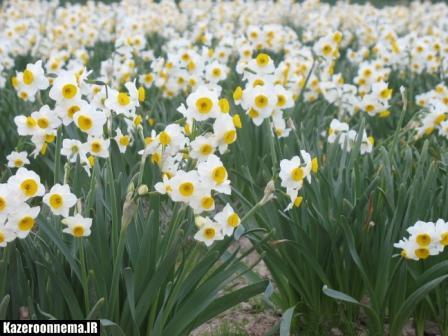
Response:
[1,0,448,334]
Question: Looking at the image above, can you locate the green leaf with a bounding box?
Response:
[322,285,360,305]
[86,298,105,320]
[0,295,10,320]
[192,280,269,329]
[100,319,126,336]
[390,275,448,336]
[280,306,295,336]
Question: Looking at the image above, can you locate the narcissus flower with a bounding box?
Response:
[84,136,110,158]
[114,129,133,153]
[31,105,61,131]
[197,154,231,194]
[169,170,201,204]
[49,71,81,102]
[213,114,237,154]
[7,168,45,201]
[189,134,217,161]
[62,214,92,238]
[73,105,107,136]
[279,152,312,191]
[214,204,240,236]
[6,151,30,169]
[185,86,221,121]
[0,184,19,221]
[16,60,49,97]
[194,216,224,246]
[0,222,17,248]
[43,184,77,217]
[105,81,139,116]
[7,203,40,239]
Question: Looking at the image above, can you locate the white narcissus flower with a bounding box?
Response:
[73,105,107,136]
[14,115,40,137]
[61,139,88,163]
[6,151,30,169]
[189,134,217,161]
[156,124,189,156]
[274,84,294,110]
[213,114,237,154]
[279,153,312,191]
[214,204,240,236]
[434,219,448,250]
[0,183,20,221]
[49,71,81,103]
[84,136,110,158]
[407,220,438,250]
[246,53,275,75]
[43,184,77,217]
[242,84,277,126]
[62,214,92,238]
[197,154,231,195]
[54,98,91,126]
[194,216,224,246]
[104,81,139,116]
[31,105,61,131]
[7,168,45,201]
[7,203,40,239]
[0,221,17,247]
[17,60,49,97]
[205,61,229,84]
[185,86,221,121]
[114,129,133,153]
[327,119,349,143]
[168,170,202,204]
[189,191,215,214]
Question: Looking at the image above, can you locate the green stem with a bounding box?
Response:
[108,227,127,321]
[54,127,62,184]
[79,239,89,315]
[266,121,278,181]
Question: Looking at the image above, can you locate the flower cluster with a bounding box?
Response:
[415,84,448,138]
[394,219,448,260]
[279,151,318,211]
[0,167,91,248]
[326,119,374,154]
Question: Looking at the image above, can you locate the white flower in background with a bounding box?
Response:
[6,151,29,168]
